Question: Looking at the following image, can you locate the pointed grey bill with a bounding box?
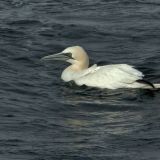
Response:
[41,52,70,61]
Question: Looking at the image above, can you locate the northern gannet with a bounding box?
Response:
[42,46,160,89]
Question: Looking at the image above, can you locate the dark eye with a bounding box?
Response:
[64,52,72,58]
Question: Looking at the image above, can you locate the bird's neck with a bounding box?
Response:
[61,62,89,82]
[71,62,89,71]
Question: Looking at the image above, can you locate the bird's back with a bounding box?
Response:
[74,64,144,89]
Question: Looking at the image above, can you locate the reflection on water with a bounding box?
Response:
[56,81,156,107]
[64,111,144,135]
[52,82,160,137]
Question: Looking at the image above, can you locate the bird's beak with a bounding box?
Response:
[41,52,69,61]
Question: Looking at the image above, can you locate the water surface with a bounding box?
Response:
[0,0,160,159]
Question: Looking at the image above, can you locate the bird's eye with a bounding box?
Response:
[64,52,72,58]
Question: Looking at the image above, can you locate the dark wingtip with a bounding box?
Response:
[136,79,155,88]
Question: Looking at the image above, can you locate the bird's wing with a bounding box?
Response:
[74,64,144,89]
[104,64,144,83]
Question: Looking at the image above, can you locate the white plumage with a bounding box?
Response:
[42,46,160,89]
[73,64,144,89]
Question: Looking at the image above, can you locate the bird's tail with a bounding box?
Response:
[136,79,160,89]
[154,83,160,89]
[136,80,160,89]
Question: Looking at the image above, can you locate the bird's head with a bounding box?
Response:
[42,46,89,69]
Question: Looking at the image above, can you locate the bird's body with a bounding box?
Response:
[62,64,144,89]
[42,46,160,90]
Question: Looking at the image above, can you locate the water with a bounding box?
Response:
[0,0,160,159]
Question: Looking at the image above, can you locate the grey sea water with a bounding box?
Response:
[0,0,160,159]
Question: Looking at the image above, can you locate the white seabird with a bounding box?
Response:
[42,46,160,89]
